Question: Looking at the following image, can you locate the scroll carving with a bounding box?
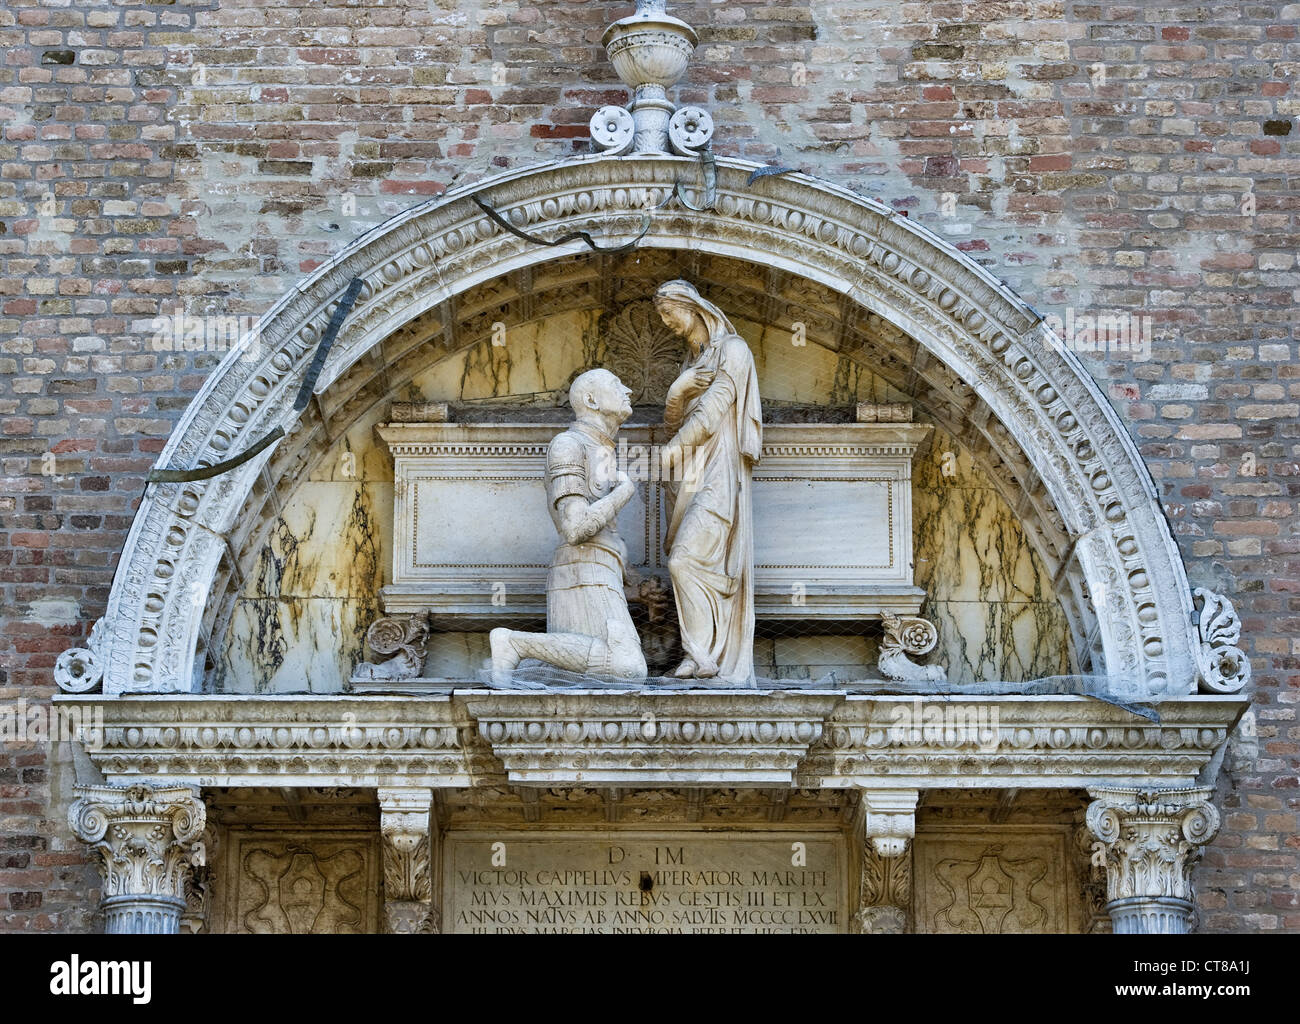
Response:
[54,618,104,693]
[1192,588,1250,694]
[878,612,947,683]
[351,613,430,682]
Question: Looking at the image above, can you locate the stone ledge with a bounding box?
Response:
[57,691,1247,791]
[462,690,839,785]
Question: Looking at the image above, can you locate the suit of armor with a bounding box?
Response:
[488,380,647,686]
[541,421,645,678]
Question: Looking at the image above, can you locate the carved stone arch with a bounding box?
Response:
[93,154,1204,696]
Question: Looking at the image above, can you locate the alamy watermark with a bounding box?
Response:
[0,699,104,751]
[887,699,1000,752]
[1043,308,1152,361]
[579,439,711,493]
[148,309,263,361]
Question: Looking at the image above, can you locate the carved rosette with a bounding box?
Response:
[878,612,947,683]
[68,783,206,934]
[378,788,437,934]
[54,618,104,693]
[856,840,912,935]
[1192,588,1250,694]
[1085,786,1220,934]
[352,613,431,682]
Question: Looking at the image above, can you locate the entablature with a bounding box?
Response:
[59,691,1247,792]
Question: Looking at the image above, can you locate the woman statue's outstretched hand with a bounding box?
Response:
[668,365,714,400]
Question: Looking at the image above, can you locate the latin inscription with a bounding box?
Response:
[445,832,844,934]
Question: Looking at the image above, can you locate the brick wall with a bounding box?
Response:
[0,0,1294,931]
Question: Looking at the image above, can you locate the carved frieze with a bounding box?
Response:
[58,693,1246,791]
[464,692,839,786]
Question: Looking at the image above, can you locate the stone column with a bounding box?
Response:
[378,787,437,934]
[1085,786,1221,934]
[68,783,206,934]
[855,788,918,934]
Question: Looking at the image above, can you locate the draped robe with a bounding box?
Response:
[662,334,762,684]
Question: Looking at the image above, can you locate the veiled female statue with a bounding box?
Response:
[654,280,762,684]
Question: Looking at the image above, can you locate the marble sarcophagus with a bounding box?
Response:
[377,418,932,626]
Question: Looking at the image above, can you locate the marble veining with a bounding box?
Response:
[219,482,388,692]
[913,427,1071,682]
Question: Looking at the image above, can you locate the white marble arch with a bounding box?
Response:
[77,154,1239,697]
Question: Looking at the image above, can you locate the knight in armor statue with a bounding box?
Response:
[488,368,648,685]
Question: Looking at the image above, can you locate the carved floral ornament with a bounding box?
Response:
[1085,786,1220,906]
[68,784,206,900]
[378,788,436,934]
[73,154,1244,699]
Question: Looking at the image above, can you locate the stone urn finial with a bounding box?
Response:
[592,1,712,157]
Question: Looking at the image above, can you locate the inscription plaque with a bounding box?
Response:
[445,830,846,934]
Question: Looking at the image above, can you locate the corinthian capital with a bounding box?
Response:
[1085,786,1220,934]
[68,783,206,933]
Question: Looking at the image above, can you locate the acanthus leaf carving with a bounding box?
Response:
[1085,786,1220,933]
[857,838,912,934]
[1192,588,1250,694]
[378,788,438,935]
[69,783,206,932]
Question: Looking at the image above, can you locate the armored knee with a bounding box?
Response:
[604,619,648,680]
